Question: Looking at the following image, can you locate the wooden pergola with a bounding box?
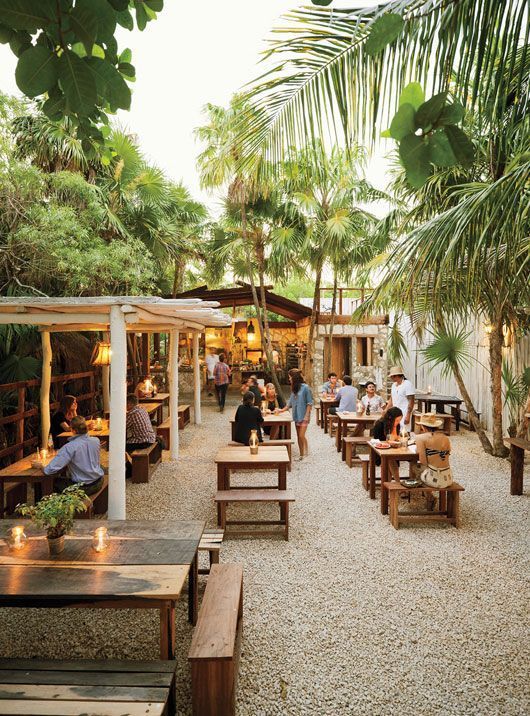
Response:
[0,297,231,519]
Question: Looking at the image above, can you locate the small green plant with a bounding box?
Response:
[17,485,88,539]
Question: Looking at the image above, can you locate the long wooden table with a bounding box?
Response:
[415,393,463,430]
[367,442,419,512]
[57,419,110,446]
[335,412,379,453]
[320,397,339,433]
[140,393,169,424]
[230,411,293,441]
[0,519,204,659]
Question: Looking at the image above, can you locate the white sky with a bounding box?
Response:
[0,1,389,213]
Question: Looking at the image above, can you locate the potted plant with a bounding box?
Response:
[17,485,88,555]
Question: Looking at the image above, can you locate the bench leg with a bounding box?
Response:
[218,501,227,529]
[132,455,149,484]
[287,444,292,472]
[389,490,399,529]
[510,445,524,495]
[345,442,352,469]
[188,551,198,625]
[447,490,461,527]
[160,602,175,660]
[362,462,369,490]
[284,501,289,541]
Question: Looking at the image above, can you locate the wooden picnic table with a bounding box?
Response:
[140,393,169,423]
[0,519,204,659]
[320,397,339,433]
[0,451,110,519]
[335,412,380,453]
[230,411,293,441]
[57,418,110,447]
[415,393,463,430]
[104,401,162,425]
[367,442,419,512]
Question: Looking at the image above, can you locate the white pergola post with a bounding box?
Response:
[40,330,52,450]
[101,331,110,415]
[108,305,127,519]
[169,329,179,460]
[193,331,202,425]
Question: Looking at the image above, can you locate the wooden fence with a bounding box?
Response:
[397,315,530,434]
[0,371,96,464]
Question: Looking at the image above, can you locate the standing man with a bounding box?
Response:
[213,353,231,412]
[205,347,219,397]
[384,366,416,429]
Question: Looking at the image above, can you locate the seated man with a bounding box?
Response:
[320,372,340,398]
[42,415,104,495]
[126,393,156,454]
[329,375,358,414]
[247,376,264,406]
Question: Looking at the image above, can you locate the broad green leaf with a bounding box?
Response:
[89,0,116,42]
[58,50,97,113]
[119,47,132,63]
[381,128,392,138]
[389,103,415,140]
[0,0,55,31]
[399,133,432,188]
[42,90,65,119]
[116,8,133,30]
[15,45,58,97]
[71,41,87,58]
[134,1,148,30]
[399,82,424,110]
[0,23,13,42]
[8,29,30,56]
[108,0,129,9]
[415,92,447,130]
[444,125,475,168]
[118,61,135,78]
[437,101,465,126]
[428,131,456,167]
[91,43,105,59]
[69,0,98,54]
[87,57,131,110]
[145,0,164,9]
[143,5,157,20]
[365,13,404,56]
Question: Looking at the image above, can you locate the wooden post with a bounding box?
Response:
[108,305,127,519]
[141,333,150,376]
[193,332,202,425]
[169,329,179,460]
[40,330,52,451]
[153,333,160,362]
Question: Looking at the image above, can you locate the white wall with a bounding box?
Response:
[396,315,530,434]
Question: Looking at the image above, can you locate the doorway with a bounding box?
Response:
[323,337,351,379]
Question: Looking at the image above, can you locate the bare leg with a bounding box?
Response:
[389,458,400,480]
[296,423,309,457]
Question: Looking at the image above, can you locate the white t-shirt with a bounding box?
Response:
[205,353,219,379]
[362,394,385,413]
[391,378,415,425]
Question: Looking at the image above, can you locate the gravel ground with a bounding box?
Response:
[1,393,529,715]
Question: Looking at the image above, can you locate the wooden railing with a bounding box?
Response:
[316,287,374,315]
[0,371,96,464]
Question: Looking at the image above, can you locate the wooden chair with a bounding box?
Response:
[215,489,295,540]
[199,528,224,575]
[189,564,243,716]
[0,658,177,716]
[130,442,162,484]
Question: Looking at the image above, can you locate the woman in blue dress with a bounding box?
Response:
[278,368,313,460]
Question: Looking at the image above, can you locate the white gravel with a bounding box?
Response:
[1,393,529,716]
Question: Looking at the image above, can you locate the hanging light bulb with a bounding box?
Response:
[91,342,112,366]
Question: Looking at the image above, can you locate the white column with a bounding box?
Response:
[108,305,127,520]
[169,329,179,460]
[193,331,202,425]
[40,330,52,450]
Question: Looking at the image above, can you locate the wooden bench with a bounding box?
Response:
[327,413,338,437]
[360,454,370,490]
[506,437,530,495]
[385,481,465,529]
[0,657,176,716]
[188,563,243,716]
[199,528,224,575]
[215,489,295,540]
[315,405,321,426]
[227,439,294,471]
[78,474,109,519]
[412,411,452,435]
[156,405,191,450]
[130,442,162,484]
[342,436,369,467]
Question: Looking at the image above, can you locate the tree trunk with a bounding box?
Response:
[324,272,338,377]
[256,241,284,400]
[305,258,323,385]
[127,334,138,387]
[516,392,530,438]
[489,317,509,457]
[172,258,185,298]
[451,359,493,455]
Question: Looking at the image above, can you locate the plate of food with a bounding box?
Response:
[401,478,422,488]
[374,441,391,449]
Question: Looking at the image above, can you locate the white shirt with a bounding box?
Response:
[205,353,219,379]
[362,394,385,413]
[391,378,415,425]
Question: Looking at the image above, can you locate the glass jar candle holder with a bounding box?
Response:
[92,526,110,553]
[8,526,27,550]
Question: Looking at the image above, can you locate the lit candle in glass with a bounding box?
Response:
[427,385,432,395]
[92,526,110,553]
[96,417,103,430]
[356,400,363,415]
[41,449,48,461]
[8,526,27,550]
[249,430,259,455]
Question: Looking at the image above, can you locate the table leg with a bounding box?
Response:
[455,405,461,431]
[439,489,447,513]
[323,406,328,433]
[160,602,176,659]
[380,457,389,514]
[217,465,226,523]
[369,449,376,500]
[0,479,4,519]
[510,445,524,495]
[231,422,236,441]
[188,551,198,625]
[279,463,287,521]
[336,419,342,452]
[285,422,291,441]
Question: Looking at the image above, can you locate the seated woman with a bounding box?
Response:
[50,395,77,448]
[233,392,264,445]
[136,375,154,398]
[262,383,286,438]
[414,413,452,486]
[361,381,386,414]
[372,407,403,480]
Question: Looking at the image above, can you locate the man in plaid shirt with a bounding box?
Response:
[126,394,156,452]
[213,353,231,412]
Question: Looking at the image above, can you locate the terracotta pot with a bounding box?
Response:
[47,534,65,555]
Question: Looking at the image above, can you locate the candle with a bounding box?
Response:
[92,526,110,553]
[427,385,432,394]
[9,526,27,551]
[36,447,41,461]
[96,417,103,430]
[41,449,48,461]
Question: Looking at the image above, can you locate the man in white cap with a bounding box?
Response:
[384,366,415,428]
